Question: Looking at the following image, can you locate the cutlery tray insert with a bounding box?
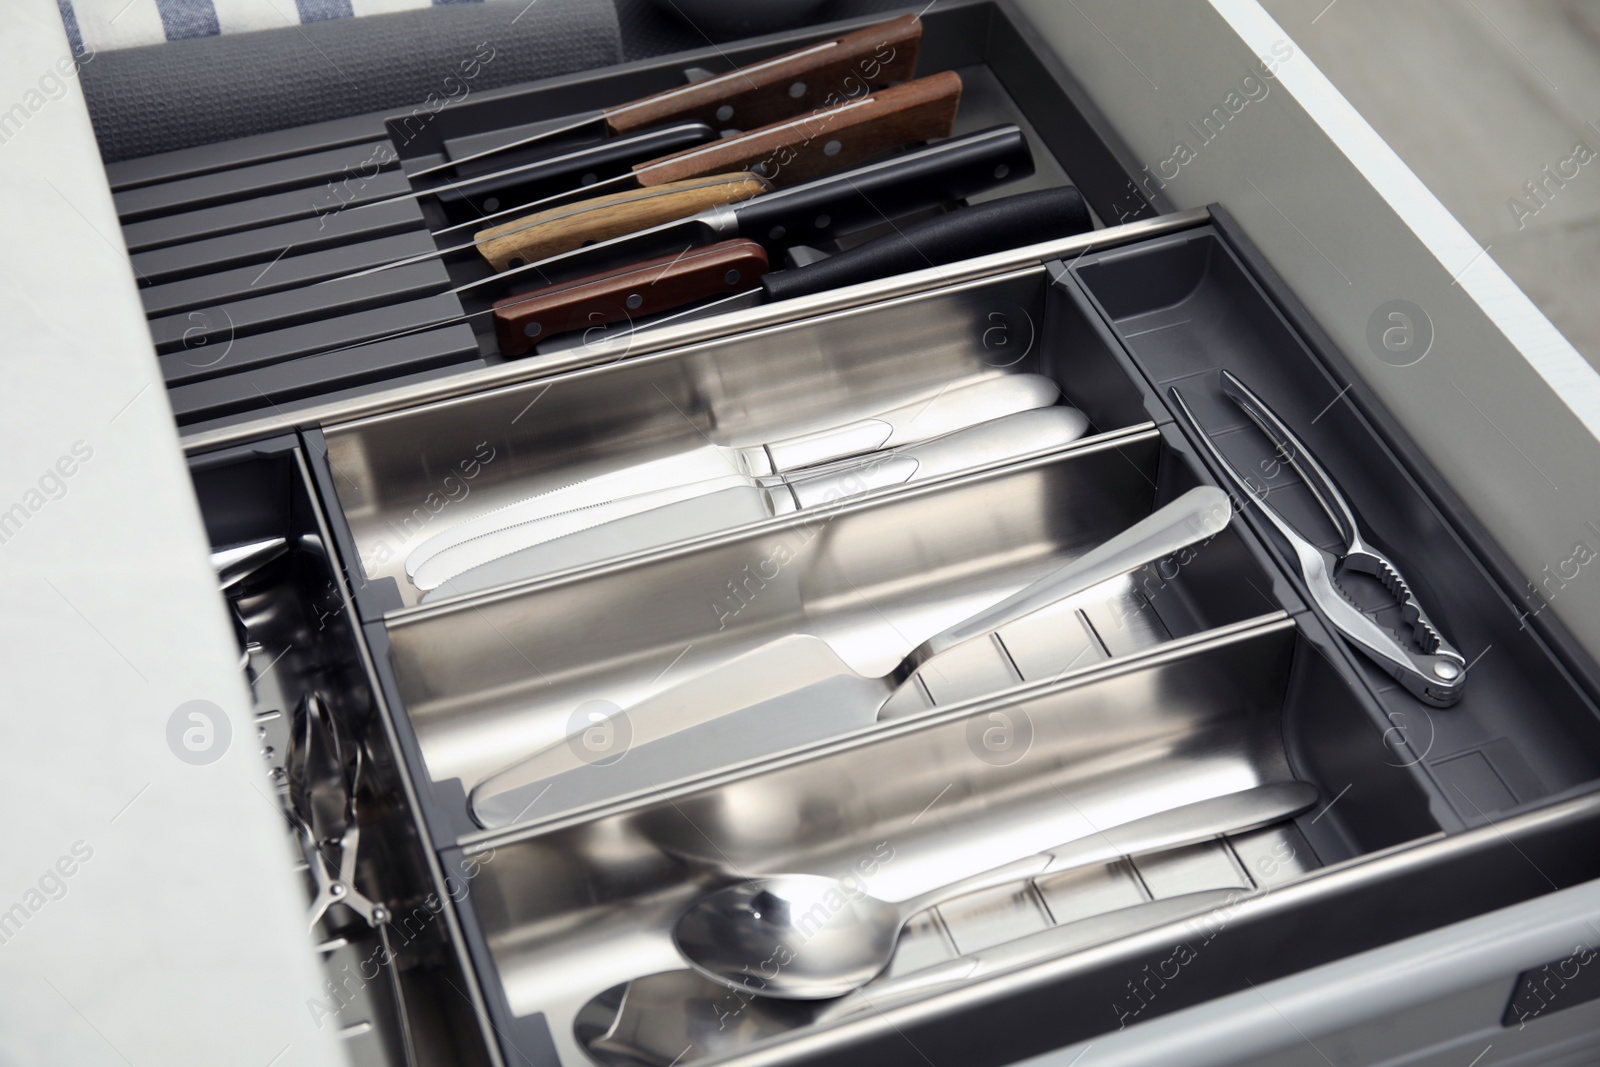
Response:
[315,264,1152,613]
[374,428,1284,839]
[181,185,1600,1067]
[1066,222,1600,831]
[437,618,1435,1067]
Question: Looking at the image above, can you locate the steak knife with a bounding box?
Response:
[493,186,1091,353]
[406,14,924,180]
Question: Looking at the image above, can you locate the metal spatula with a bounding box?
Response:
[469,486,1231,827]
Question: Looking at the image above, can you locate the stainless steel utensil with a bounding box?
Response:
[286,693,387,931]
[467,485,1232,827]
[580,888,1238,1067]
[1170,371,1467,707]
[210,535,288,591]
[404,372,1062,584]
[210,536,287,671]
[413,404,1089,595]
[672,781,1315,999]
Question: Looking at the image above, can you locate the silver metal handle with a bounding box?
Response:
[819,889,1242,1023]
[783,406,1090,509]
[906,485,1232,665]
[1040,781,1318,872]
[1220,370,1362,551]
[893,781,1314,920]
[761,373,1060,472]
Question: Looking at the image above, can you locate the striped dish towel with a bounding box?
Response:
[59,0,541,53]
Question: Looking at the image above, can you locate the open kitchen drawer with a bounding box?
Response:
[183,203,1600,1064]
[12,1,1600,1066]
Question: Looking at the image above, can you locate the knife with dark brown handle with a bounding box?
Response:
[758,185,1090,300]
[409,14,925,180]
[491,186,1091,353]
[472,72,964,270]
[493,240,770,355]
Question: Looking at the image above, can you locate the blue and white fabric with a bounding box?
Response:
[58,0,538,54]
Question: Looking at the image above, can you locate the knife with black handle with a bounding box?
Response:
[493,186,1090,352]
[314,126,1040,357]
[760,186,1090,301]
[473,72,965,270]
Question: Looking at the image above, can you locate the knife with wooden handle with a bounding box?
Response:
[306,126,1033,361]
[636,70,963,187]
[409,14,924,180]
[489,186,1091,352]
[493,240,770,355]
[475,173,770,271]
[472,72,964,270]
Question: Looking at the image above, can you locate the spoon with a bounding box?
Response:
[584,888,1240,1065]
[672,780,1316,999]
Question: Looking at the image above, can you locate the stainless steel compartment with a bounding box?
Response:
[322,265,1155,609]
[456,620,1326,1067]
[188,439,501,1067]
[382,428,1282,837]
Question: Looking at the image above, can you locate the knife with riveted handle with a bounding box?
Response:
[471,72,963,269]
[493,240,770,355]
[407,14,925,181]
[489,186,1091,349]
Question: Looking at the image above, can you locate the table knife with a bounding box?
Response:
[404,372,1062,581]
[415,406,1090,596]
[406,14,923,180]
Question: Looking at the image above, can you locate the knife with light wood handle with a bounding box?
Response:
[489,186,1091,353]
[474,173,769,271]
[473,72,964,270]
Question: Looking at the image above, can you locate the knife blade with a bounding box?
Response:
[467,486,1233,826]
[465,72,962,271]
[405,14,924,180]
[347,123,718,218]
[350,124,1033,283]
[403,372,1062,581]
[412,405,1090,594]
